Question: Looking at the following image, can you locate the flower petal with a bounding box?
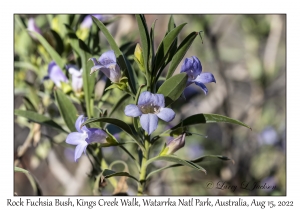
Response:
[99,50,116,65]
[86,128,107,144]
[48,61,68,87]
[71,74,83,93]
[180,56,202,79]
[74,141,88,162]
[89,58,100,66]
[140,114,158,134]
[90,65,105,74]
[138,91,153,105]
[194,72,216,84]
[66,132,87,145]
[68,66,82,77]
[124,104,142,117]
[194,82,208,95]
[75,115,88,132]
[157,108,176,122]
[152,94,165,108]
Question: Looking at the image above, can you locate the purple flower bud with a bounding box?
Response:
[180,56,216,95]
[45,61,68,87]
[66,115,107,162]
[124,91,176,134]
[89,50,121,82]
[164,133,186,155]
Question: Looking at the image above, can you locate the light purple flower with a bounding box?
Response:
[89,50,121,82]
[27,18,41,34]
[44,61,68,87]
[180,56,216,95]
[66,65,83,93]
[66,115,107,162]
[124,91,176,134]
[80,14,105,29]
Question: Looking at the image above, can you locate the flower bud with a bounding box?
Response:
[134,43,145,72]
[160,132,186,156]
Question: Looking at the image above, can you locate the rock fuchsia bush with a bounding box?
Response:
[15,15,251,195]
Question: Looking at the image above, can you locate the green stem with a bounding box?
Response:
[137,134,150,195]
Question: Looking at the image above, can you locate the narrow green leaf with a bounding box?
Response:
[146,155,206,173]
[149,19,157,72]
[192,155,234,164]
[54,89,78,132]
[157,73,188,107]
[91,16,122,56]
[124,56,138,94]
[101,169,139,183]
[168,15,176,32]
[109,93,130,117]
[28,31,65,70]
[14,61,39,73]
[14,167,42,195]
[171,113,252,131]
[154,23,186,72]
[64,24,81,56]
[14,166,29,174]
[135,15,150,75]
[14,109,68,133]
[82,117,144,151]
[166,31,198,79]
[79,40,95,118]
[146,155,231,179]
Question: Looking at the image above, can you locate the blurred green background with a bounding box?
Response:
[14,14,286,195]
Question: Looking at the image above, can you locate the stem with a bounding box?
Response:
[137,134,150,195]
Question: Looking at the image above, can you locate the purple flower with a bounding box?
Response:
[80,14,105,29]
[89,50,121,82]
[66,65,83,93]
[180,56,216,95]
[66,115,107,162]
[163,133,186,155]
[27,18,41,34]
[124,91,176,134]
[45,61,68,87]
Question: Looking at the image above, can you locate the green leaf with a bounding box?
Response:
[64,24,80,56]
[124,56,138,94]
[54,89,78,132]
[14,166,29,174]
[109,93,130,117]
[191,155,234,164]
[149,19,157,72]
[91,16,136,94]
[171,113,252,131]
[146,155,231,179]
[14,61,39,73]
[79,40,95,118]
[168,15,176,31]
[101,169,139,183]
[146,155,206,173]
[157,73,188,107]
[14,166,42,195]
[154,23,186,73]
[135,15,150,75]
[166,31,198,80]
[28,31,65,70]
[81,117,144,151]
[14,109,67,133]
